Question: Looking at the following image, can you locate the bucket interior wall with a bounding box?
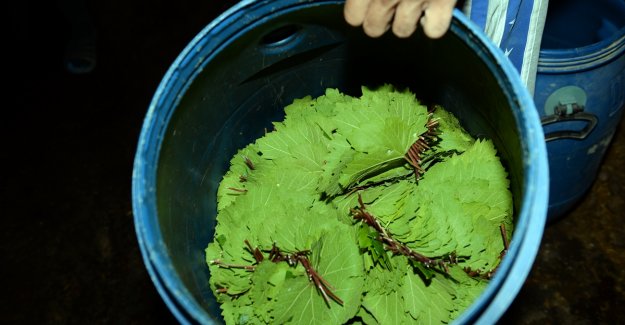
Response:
[153,4,528,322]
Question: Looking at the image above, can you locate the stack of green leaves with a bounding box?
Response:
[205,85,514,324]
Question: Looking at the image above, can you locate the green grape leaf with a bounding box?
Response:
[219,293,257,325]
[272,224,365,324]
[338,150,406,189]
[401,272,456,323]
[216,143,262,211]
[331,86,431,190]
[207,86,514,325]
[412,139,513,270]
[431,105,475,153]
[256,120,329,169]
[317,133,353,196]
[362,290,406,325]
[249,261,290,323]
[357,307,380,325]
[447,266,489,319]
[358,224,393,270]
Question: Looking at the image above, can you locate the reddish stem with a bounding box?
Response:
[352,194,454,272]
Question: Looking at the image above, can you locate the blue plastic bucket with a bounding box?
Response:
[534,0,625,220]
[132,1,549,324]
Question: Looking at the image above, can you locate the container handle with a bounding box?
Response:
[541,103,598,141]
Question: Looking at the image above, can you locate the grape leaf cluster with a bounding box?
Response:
[205,85,513,324]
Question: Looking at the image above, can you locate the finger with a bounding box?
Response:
[392,0,427,38]
[420,0,456,39]
[344,0,372,26]
[363,0,401,38]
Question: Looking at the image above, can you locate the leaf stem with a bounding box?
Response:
[351,194,454,273]
[210,259,256,271]
[245,239,264,263]
[246,241,344,306]
[500,224,510,256]
[405,111,440,180]
[244,156,255,170]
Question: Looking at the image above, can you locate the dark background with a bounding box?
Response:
[3,0,624,324]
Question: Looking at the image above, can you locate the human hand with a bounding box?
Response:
[344,0,457,38]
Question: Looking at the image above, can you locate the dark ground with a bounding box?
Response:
[3,1,624,324]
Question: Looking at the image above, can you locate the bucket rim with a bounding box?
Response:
[449,11,549,325]
[132,1,268,324]
[132,2,549,324]
[538,26,625,73]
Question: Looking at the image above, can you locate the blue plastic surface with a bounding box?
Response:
[535,0,625,221]
[132,1,549,324]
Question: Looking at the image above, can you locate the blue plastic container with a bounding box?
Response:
[132,1,549,324]
[535,0,625,220]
